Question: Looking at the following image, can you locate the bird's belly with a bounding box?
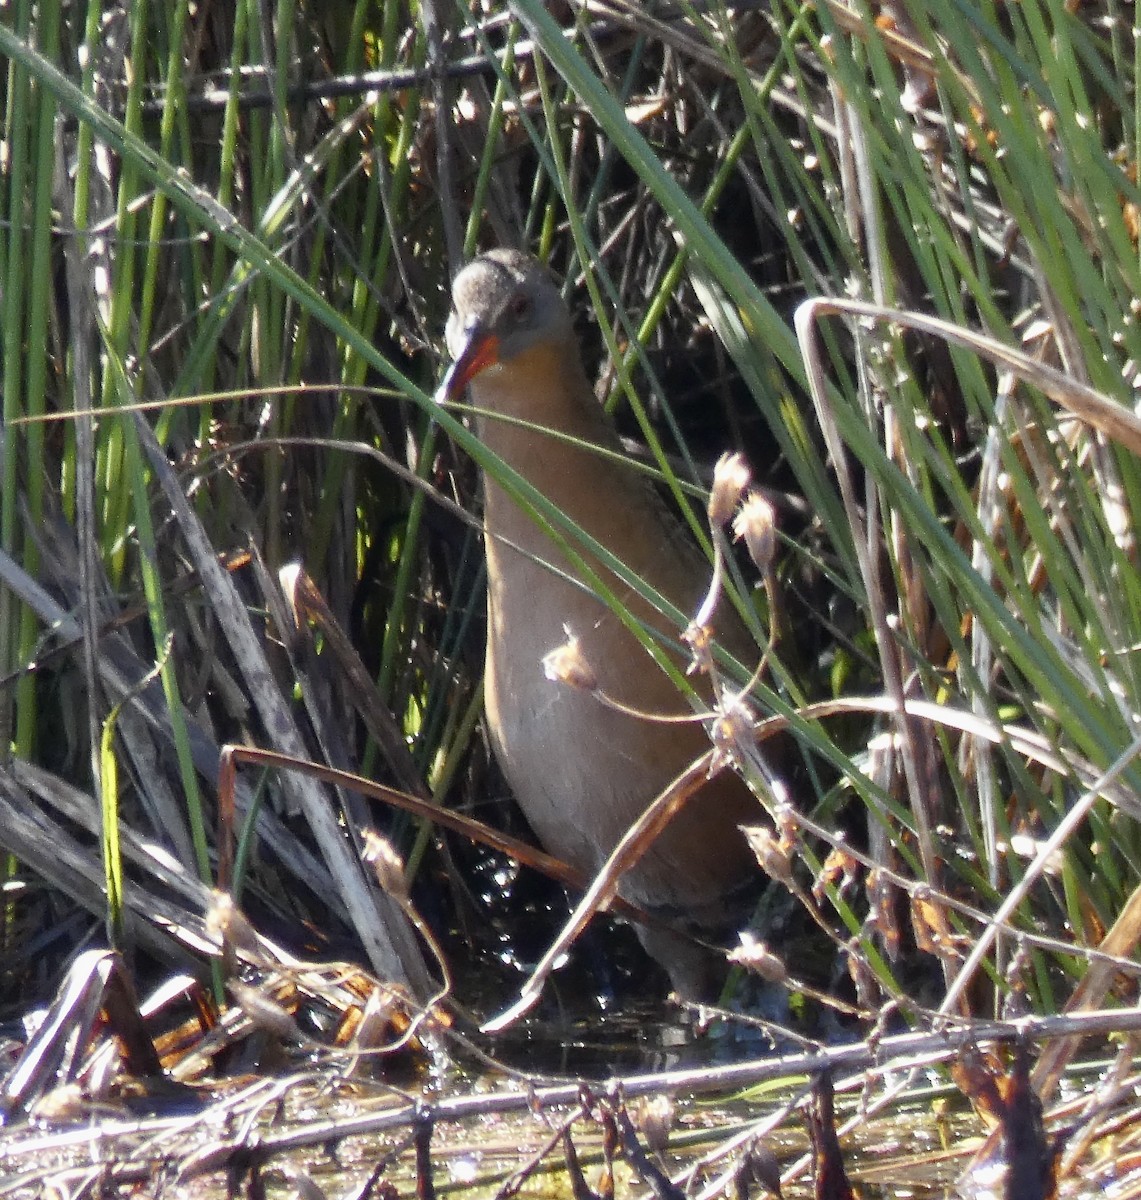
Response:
[483,570,757,912]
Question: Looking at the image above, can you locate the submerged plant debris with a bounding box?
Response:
[0,946,1139,1197]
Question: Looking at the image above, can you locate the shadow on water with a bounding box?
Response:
[453,903,800,1079]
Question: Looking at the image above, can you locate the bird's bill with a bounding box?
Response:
[438,329,501,402]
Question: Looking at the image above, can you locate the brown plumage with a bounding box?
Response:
[441,249,758,996]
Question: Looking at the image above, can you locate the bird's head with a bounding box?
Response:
[439,249,573,402]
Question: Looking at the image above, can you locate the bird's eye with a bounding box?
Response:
[509,292,531,321]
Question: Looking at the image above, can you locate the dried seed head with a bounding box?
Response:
[205,890,260,956]
[362,829,410,903]
[742,825,794,884]
[733,492,777,574]
[708,452,751,526]
[632,1095,676,1157]
[542,629,599,692]
[710,696,756,771]
[682,620,713,673]
[728,933,787,982]
[29,1084,86,1122]
[230,981,302,1041]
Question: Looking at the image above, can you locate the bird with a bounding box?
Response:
[439,248,759,998]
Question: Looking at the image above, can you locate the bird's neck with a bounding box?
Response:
[470,341,633,531]
[471,339,612,446]
[469,342,689,626]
